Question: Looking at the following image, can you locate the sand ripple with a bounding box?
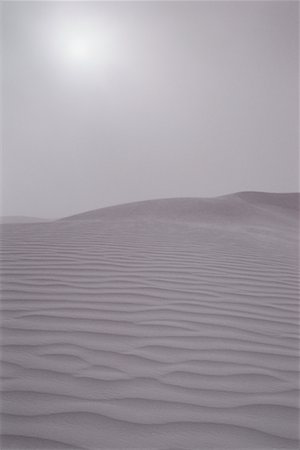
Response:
[1,194,299,449]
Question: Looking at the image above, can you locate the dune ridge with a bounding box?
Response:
[1,193,299,449]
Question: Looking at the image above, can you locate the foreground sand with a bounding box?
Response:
[1,193,299,449]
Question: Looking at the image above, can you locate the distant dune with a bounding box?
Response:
[62,192,299,227]
[0,216,50,224]
[1,193,299,449]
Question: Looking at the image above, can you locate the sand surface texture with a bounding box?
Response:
[1,193,299,449]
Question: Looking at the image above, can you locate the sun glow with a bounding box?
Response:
[65,36,94,64]
[46,14,119,79]
[62,29,115,70]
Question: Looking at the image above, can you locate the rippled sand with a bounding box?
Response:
[1,193,299,449]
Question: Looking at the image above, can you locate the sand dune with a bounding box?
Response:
[0,217,50,224]
[1,193,299,449]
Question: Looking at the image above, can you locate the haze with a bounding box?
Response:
[1,1,299,219]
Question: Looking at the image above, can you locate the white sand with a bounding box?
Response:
[0,193,299,449]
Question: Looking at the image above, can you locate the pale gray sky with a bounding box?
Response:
[2,1,299,218]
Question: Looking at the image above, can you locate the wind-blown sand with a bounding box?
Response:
[1,192,299,449]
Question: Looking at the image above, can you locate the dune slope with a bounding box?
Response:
[1,193,299,449]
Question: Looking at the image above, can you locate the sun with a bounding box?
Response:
[62,28,115,73]
[47,14,118,78]
[65,35,94,65]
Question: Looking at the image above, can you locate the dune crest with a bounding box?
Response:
[61,192,299,229]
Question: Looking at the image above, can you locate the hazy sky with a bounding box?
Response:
[2,1,299,218]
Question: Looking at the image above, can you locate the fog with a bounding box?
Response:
[2,1,299,219]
